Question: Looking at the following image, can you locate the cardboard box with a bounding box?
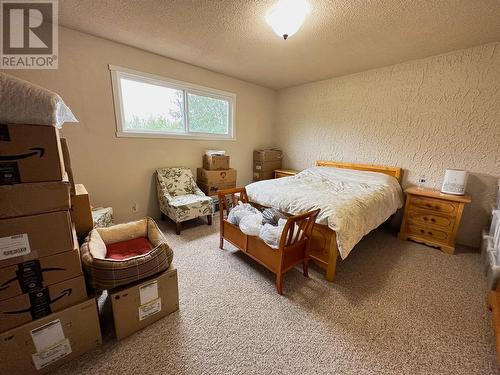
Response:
[0,298,101,374]
[203,154,230,170]
[0,248,82,302]
[0,177,71,219]
[0,275,87,332]
[253,171,275,181]
[253,149,282,162]
[71,184,93,237]
[198,181,237,197]
[110,267,179,340]
[0,124,65,185]
[197,168,237,185]
[60,138,76,196]
[0,210,74,268]
[253,160,282,172]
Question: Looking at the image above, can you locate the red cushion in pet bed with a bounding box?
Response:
[105,237,153,260]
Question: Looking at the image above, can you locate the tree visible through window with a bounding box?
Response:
[111,67,235,139]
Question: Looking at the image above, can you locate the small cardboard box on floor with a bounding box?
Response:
[0,298,101,374]
[110,267,179,340]
[0,123,65,185]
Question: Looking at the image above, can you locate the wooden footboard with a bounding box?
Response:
[250,201,340,282]
[218,187,320,294]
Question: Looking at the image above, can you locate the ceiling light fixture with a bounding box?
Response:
[266,0,310,40]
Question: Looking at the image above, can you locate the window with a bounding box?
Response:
[110,65,235,140]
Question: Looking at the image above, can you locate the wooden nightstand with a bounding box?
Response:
[398,186,471,254]
[274,169,298,178]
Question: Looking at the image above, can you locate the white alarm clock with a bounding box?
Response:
[441,169,468,195]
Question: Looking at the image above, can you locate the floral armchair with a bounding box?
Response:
[156,167,214,234]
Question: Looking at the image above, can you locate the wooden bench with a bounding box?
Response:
[218,187,319,295]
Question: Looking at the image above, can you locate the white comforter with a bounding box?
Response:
[246,167,404,259]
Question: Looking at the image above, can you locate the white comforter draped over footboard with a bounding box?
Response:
[246,167,404,259]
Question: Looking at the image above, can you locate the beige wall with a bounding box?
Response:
[275,43,500,247]
[3,27,276,223]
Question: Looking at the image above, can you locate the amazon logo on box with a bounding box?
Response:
[0,275,86,332]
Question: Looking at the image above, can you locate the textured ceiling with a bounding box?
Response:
[59,0,500,89]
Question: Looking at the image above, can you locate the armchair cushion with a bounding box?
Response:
[157,167,196,197]
[167,194,213,222]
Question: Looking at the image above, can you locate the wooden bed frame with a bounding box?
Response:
[253,160,403,282]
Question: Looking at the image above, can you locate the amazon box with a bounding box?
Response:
[203,154,230,170]
[0,275,87,332]
[110,267,179,340]
[197,168,237,185]
[71,184,94,238]
[0,298,101,374]
[0,248,82,302]
[198,181,236,197]
[0,124,65,185]
[253,159,282,172]
[253,149,282,162]
[0,211,74,268]
[0,175,71,219]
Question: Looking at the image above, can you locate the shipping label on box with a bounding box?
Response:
[30,319,72,370]
[0,233,31,261]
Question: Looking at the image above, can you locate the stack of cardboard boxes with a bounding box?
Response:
[253,149,283,181]
[197,151,237,196]
[0,124,100,374]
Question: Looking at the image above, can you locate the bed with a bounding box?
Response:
[245,161,404,281]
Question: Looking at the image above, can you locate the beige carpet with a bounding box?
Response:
[55,218,498,375]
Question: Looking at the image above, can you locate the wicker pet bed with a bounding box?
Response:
[81,217,173,290]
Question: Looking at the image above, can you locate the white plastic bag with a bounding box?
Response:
[0,73,78,128]
[227,203,259,225]
[239,213,263,236]
[259,219,287,249]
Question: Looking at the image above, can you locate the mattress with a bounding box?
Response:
[246,166,404,259]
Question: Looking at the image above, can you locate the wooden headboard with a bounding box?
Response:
[316,160,403,184]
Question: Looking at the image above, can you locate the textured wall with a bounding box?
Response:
[3,27,276,223]
[275,43,500,247]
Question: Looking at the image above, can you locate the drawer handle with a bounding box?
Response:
[423,217,428,221]
[420,229,425,234]
[428,231,433,236]
[430,218,436,222]
[434,205,440,210]
[426,204,432,208]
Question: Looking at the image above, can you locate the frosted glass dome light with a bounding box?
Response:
[266,0,310,40]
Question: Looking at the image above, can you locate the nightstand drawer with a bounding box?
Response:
[409,196,458,215]
[407,223,450,242]
[406,210,455,229]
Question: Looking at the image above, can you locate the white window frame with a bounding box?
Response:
[109,65,236,140]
